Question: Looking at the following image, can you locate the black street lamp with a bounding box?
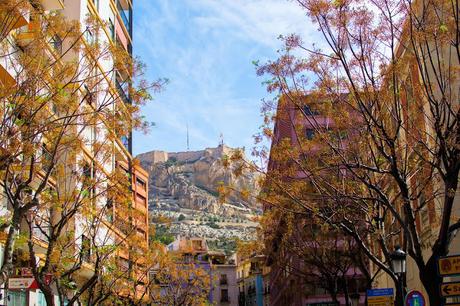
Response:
[350,292,360,306]
[390,246,407,305]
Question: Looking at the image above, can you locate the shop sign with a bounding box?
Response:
[438,255,460,276]
[440,281,460,297]
[367,288,394,306]
[8,277,38,289]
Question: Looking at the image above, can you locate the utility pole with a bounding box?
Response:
[186,123,190,151]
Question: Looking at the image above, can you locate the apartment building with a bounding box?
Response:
[162,237,238,305]
[265,95,367,306]
[0,0,149,304]
[368,2,460,302]
[236,254,270,306]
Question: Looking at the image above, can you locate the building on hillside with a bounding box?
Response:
[0,0,149,304]
[164,236,239,305]
[266,95,367,306]
[236,254,270,306]
[210,251,238,306]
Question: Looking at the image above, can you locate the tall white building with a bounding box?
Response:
[0,0,150,304]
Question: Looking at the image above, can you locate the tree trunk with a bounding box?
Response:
[416,176,459,306]
[342,277,350,306]
[41,281,56,306]
[420,253,443,306]
[0,208,22,284]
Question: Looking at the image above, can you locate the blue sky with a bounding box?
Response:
[132,0,318,156]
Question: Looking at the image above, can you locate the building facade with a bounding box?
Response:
[236,254,270,306]
[265,95,367,306]
[0,0,150,304]
[164,237,239,305]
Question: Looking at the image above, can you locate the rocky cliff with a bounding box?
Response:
[137,145,260,240]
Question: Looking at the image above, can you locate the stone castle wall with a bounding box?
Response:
[137,144,237,165]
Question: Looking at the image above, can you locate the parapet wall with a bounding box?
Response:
[137,144,238,165]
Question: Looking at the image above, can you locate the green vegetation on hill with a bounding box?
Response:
[207,238,237,256]
[153,225,175,245]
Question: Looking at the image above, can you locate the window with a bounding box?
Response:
[115,75,130,104]
[121,135,130,151]
[91,0,100,11]
[305,129,315,140]
[84,84,95,106]
[81,235,91,262]
[136,194,146,206]
[8,290,27,306]
[84,26,94,44]
[220,274,228,285]
[221,289,229,302]
[38,290,46,306]
[82,162,95,197]
[42,143,53,173]
[136,177,146,189]
[51,35,62,54]
[109,18,115,40]
[118,258,131,274]
[137,228,146,240]
[106,197,114,223]
[303,105,319,116]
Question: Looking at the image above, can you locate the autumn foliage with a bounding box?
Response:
[246,0,460,304]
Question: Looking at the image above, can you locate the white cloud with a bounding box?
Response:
[133,0,321,155]
[188,0,317,49]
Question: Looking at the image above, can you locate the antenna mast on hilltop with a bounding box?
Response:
[186,123,190,151]
[219,133,224,146]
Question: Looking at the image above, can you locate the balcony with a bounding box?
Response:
[40,0,65,11]
[16,19,40,47]
[0,64,15,87]
[6,8,30,34]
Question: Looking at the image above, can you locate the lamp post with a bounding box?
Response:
[350,292,360,306]
[390,246,407,306]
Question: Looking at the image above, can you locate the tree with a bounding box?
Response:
[250,0,460,303]
[263,208,370,305]
[149,250,211,306]
[0,0,165,304]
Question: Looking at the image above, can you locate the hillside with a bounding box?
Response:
[137,144,260,242]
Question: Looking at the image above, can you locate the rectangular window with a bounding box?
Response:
[303,105,319,116]
[136,177,146,189]
[82,162,95,197]
[106,197,114,223]
[8,290,27,306]
[91,0,100,11]
[120,135,130,151]
[109,18,115,40]
[51,35,62,54]
[42,143,53,173]
[221,289,229,302]
[81,234,91,262]
[220,274,228,285]
[305,129,315,140]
